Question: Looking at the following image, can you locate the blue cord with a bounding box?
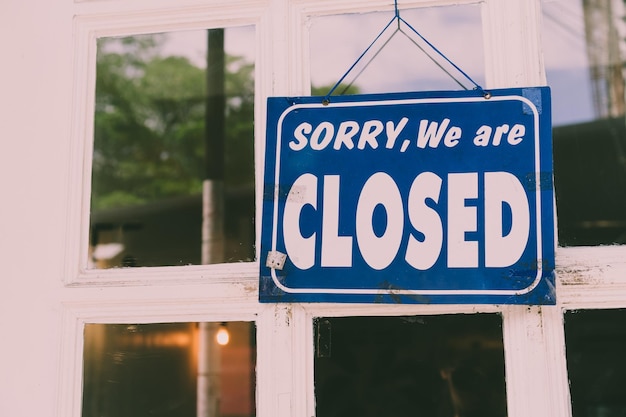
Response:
[323,14,397,102]
[323,0,486,104]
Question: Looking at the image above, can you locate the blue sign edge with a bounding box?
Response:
[259,87,556,305]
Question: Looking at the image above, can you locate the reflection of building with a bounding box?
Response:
[554,117,626,245]
[90,188,254,268]
[583,0,626,117]
[86,123,626,266]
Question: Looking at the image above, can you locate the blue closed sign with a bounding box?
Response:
[259,87,555,304]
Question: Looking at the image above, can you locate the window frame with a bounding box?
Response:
[65,4,268,286]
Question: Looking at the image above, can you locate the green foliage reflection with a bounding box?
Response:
[92,34,255,210]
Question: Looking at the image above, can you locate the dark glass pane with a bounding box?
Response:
[544,1,626,246]
[565,309,626,417]
[82,322,256,417]
[314,314,506,417]
[89,27,255,268]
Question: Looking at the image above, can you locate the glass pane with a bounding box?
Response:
[82,321,256,417]
[309,4,485,95]
[314,314,506,417]
[543,1,626,246]
[565,309,626,417]
[89,27,255,268]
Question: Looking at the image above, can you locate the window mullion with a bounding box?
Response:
[482,0,546,88]
[541,305,574,417]
[482,1,557,415]
[502,306,553,417]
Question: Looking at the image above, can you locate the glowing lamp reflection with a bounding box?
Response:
[216,323,230,346]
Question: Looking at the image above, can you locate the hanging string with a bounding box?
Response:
[335,26,397,96]
[323,0,487,104]
[396,26,467,90]
[323,15,398,101]
[396,13,484,91]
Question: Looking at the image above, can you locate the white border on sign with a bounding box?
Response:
[268,94,544,297]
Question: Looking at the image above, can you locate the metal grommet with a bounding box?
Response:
[322,99,330,106]
[483,91,492,99]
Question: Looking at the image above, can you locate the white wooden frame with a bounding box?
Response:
[55,1,626,417]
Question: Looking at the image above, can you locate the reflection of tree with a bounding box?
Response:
[311,83,360,97]
[92,34,361,212]
[92,35,255,210]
